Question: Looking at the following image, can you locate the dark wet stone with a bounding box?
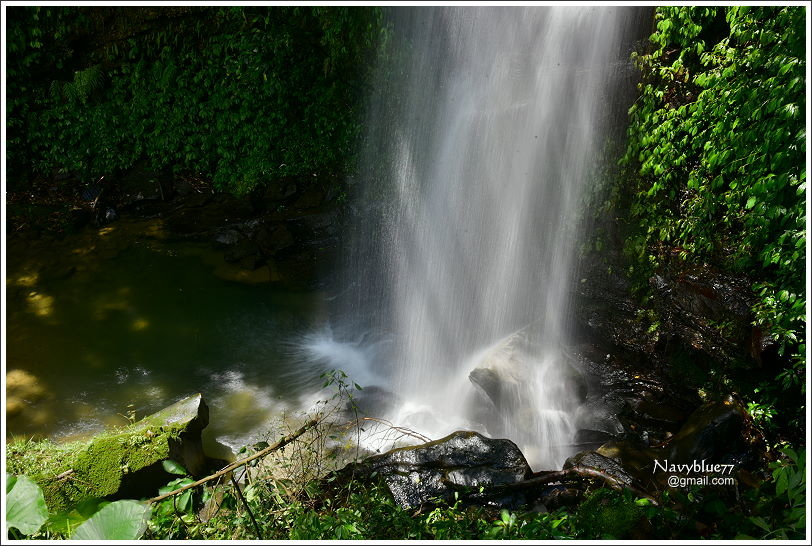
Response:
[573,429,616,447]
[569,345,699,448]
[568,396,765,494]
[213,228,242,247]
[665,397,764,469]
[469,367,513,413]
[80,184,103,202]
[223,238,260,264]
[341,430,532,509]
[535,485,582,510]
[286,211,340,243]
[291,185,326,210]
[261,179,298,203]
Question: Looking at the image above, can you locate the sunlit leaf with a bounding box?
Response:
[69,500,149,540]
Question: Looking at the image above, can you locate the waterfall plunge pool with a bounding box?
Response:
[5,218,335,456]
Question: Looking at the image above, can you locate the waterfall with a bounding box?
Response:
[309,6,644,470]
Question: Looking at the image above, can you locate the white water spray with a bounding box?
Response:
[312,7,641,469]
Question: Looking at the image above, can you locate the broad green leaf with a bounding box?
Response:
[176,490,193,512]
[69,500,149,540]
[749,516,771,532]
[6,474,49,536]
[161,459,188,476]
[775,468,789,496]
[159,477,194,496]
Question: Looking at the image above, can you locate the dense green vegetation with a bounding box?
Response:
[612,6,806,441]
[6,6,385,194]
[8,469,804,540]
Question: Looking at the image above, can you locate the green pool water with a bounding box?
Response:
[5,218,329,454]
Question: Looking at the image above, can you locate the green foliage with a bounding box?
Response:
[746,398,776,428]
[143,473,584,540]
[161,459,188,476]
[751,446,806,539]
[5,6,387,194]
[6,474,49,537]
[574,488,643,539]
[5,370,805,540]
[620,5,805,437]
[623,5,805,340]
[45,498,108,537]
[4,474,148,540]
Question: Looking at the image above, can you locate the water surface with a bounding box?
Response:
[6,218,329,452]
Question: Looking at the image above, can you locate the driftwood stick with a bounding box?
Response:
[147,418,320,504]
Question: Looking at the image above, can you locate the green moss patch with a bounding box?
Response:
[6,394,203,513]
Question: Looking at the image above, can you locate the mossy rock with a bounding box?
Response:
[5,394,209,513]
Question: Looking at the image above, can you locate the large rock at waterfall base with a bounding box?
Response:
[338,431,532,509]
[5,394,210,512]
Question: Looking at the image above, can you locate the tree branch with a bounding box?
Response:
[147,418,320,504]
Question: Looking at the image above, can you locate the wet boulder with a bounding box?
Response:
[664,396,764,469]
[649,268,758,367]
[253,221,295,256]
[572,429,616,451]
[164,193,254,236]
[570,344,699,447]
[340,430,532,509]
